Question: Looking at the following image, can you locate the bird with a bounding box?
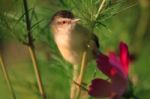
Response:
[50,10,100,66]
[50,10,100,99]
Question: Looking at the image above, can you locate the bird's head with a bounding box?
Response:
[50,10,80,33]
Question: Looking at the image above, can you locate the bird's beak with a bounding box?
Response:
[72,18,80,23]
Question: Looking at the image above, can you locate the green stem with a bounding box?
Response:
[76,1,107,98]
[71,0,107,98]
[23,0,46,98]
[131,4,150,55]
[95,0,106,19]
[0,54,16,99]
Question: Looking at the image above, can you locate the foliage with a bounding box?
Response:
[0,0,150,99]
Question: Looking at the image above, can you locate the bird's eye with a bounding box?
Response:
[62,21,66,24]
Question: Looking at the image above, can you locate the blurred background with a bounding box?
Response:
[0,0,150,99]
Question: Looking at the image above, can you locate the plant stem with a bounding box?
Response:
[71,0,107,98]
[70,65,79,99]
[75,1,107,98]
[95,0,106,19]
[78,51,88,86]
[23,0,46,98]
[73,80,88,91]
[0,54,16,99]
[76,51,88,99]
[28,46,46,99]
[131,3,150,55]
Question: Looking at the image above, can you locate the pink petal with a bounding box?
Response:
[119,42,129,75]
[92,42,130,99]
[96,53,117,77]
[88,78,111,98]
[109,52,126,78]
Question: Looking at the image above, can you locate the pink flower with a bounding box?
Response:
[88,42,130,99]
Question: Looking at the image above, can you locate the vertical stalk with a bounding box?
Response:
[28,46,46,99]
[78,52,88,84]
[70,65,79,99]
[131,1,150,55]
[70,52,88,99]
[76,51,88,99]
[95,0,106,19]
[0,54,16,99]
[22,0,46,98]
[76,0,106,98]
[71,0,106,99]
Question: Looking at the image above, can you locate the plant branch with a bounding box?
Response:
[70,65,79,99]
[74,1,107,98]
[0,54,16,99]
[70,1,106,99]
[131,3,150,55]
[23,0,32,45]
[23,0,46,99]
[28,47,46,99]
[78,51,88,86]
[73,80,88,91]
[95,0,106,19]
[76,51,88,99]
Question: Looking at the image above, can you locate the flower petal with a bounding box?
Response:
[92,42,130,99]
[88,78,111,98]
[111,74,128,96]
[119,42,129,75]
[109,52,126,78]
[96,53,117,77]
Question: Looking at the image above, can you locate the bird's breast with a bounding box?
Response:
[54,33,87,65]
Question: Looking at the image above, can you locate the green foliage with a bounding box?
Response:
[0,0,149,99]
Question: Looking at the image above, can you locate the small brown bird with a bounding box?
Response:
[50,10,100,99]
[50,10,99,65]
